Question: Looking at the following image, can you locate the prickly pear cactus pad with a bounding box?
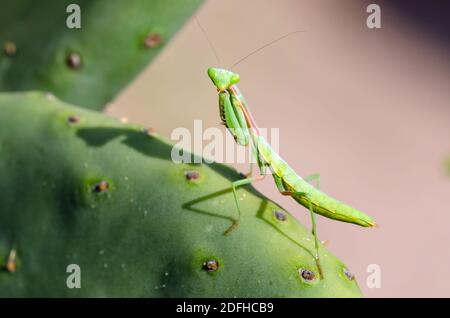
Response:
[0,92,363,297]
[0,0,202,110]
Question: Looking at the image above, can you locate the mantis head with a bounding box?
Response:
[207,68,240,91]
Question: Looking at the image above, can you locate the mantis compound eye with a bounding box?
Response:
[208,67,240,90]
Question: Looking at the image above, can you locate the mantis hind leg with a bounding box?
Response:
[304,173,323,279]
[282,190,324,279]
[306,196,324,279]
[278,173,324,279]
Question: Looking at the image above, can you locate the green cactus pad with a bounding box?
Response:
[0,91,363,297]
[0,0,202,110]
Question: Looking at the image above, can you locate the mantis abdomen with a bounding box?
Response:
[291,184,375,227]
[256,136,376,227]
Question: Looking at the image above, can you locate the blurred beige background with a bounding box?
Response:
[106,0,450,297]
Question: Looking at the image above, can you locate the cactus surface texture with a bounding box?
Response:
[0,92,363,297]
[0,0,202,110]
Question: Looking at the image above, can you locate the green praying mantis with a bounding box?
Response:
[207,67,377,278]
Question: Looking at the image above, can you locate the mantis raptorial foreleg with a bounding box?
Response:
[243,137,262,178]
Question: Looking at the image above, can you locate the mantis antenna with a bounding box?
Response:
[229,30,306,70]
[194,15,222,65]
[195,15,306,69]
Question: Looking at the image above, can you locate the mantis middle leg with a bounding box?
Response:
[224,174,265,235]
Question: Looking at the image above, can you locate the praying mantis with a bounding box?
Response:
[207,67,377,278]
